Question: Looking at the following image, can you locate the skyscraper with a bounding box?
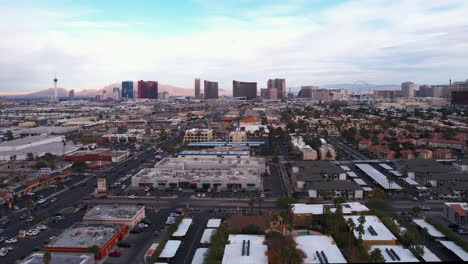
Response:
[268,78,286,99]
[233,81,257,100]
[122,81,134,99]
[137,80,158,99]
[113,87,121,100]
[68,89,75,99]
[194,78,201,99]
[401,82,414,98]
[261,88,277,100]
[204,80,218,99]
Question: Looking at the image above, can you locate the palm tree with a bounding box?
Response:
[358,215,366,227]
[154,189,160,211]
[356,224,365,241]
[43,251,52,264]
[370,248,385,263]
[387,178,394,193]
[248,198,255,214]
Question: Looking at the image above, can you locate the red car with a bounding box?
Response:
[109,251,121,257]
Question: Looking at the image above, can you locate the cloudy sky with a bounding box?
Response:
[1,0,468,92]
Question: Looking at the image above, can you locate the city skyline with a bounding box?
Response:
[1,0,468,92]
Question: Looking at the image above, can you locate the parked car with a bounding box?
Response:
[141,218,151,225]
[37,199,46,204]
[19,213,28,220]
[421,206,431,211]
[5,238,17,244]
[109,251,121,257]
[50,198,58,203]
[26,216,33,222]
[41,202,49,208]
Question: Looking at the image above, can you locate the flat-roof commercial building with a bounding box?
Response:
[204,80,218,99]
[43,223,127,260]
[222,234,268,264]
[0,135,79,160]
[295,235,347,264]
[64,148,130,163]
[83,204,145,229]
[291,202,369,226]
[233,81,257,100]
[132,155,265,191]
[344,215,397,246]
[19,252,95,264]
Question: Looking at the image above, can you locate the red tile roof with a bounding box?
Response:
[450,204,467,216]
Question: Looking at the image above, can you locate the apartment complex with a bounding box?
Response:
[183,128,214,143]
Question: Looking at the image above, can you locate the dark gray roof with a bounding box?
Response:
[293,161,345,174]
[426,172,468,181]
[433,182,468,195]
[309,181,362,191]
[399,159,455,173]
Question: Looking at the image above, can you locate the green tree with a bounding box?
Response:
[370,188,384,199]
[72,159,87,169]
[34,161,48,170]
[5,130,13,141]
[276,196,296,210]
[26,152,35,161]
[370,248,386,263]
[43,252,52,264]
[87,245,101,259]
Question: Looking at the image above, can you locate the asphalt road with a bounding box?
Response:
[0,147,156,263]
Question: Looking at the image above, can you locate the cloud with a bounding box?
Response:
[1,0,468,92]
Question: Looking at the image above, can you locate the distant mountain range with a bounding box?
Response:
[0,83,232,98]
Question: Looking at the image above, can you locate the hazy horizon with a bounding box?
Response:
[1,0,468,92]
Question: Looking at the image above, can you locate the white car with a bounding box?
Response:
[128,195,137,199]
[121,185,127,190]
[13,206,19,210]
[138,223,148,228]
[37,225,48,230]
[196,193,201,198]
[260,193,265,198]
[0,249,7,257]
[144,187,150,192]
[37,199,46,204]
[201,193,206,198]
[5,238,17,244]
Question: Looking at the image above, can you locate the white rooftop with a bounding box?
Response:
[344,215,397,242]
[222,235,268,264]
[173,218,192,237]
[292,202,369,215]
[420,246,441,262]
[191,248,208,264]
[379,163,393,170]
[201,229,216,244]
[363,187,373,192]
[207,219,222,228]
[404,178,419,186]
[439,240,468,261]
[340,165,351,171]
[412,219,445,238]
[295,235,347,264]
[353,178,367,186]
[347,171,358,178]
[369,245,419,263]
[356,164,402,190]
[159,240,181,259]
[390,170,403,177]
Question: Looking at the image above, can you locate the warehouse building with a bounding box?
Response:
[83,204,145,228]
[131,155,265,190]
